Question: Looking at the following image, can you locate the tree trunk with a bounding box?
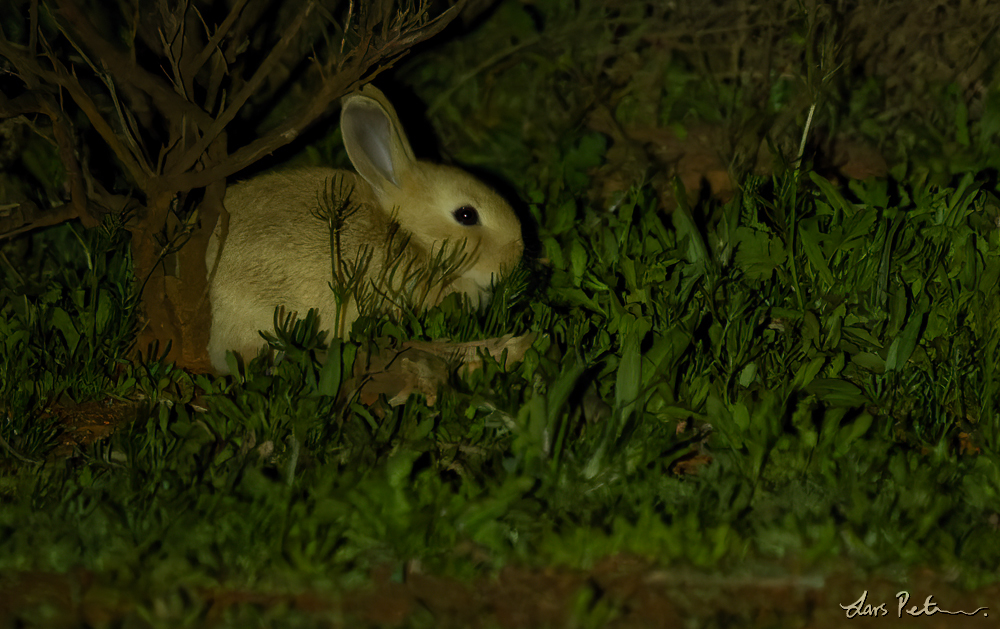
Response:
[133,181,223,372]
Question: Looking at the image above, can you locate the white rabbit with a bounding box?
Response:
[205,84,524,374]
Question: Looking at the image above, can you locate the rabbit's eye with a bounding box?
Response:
[453,206,480,226]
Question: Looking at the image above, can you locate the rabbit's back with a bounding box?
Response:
[206,168,377,371]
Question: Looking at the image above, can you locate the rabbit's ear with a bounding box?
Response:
[341,85,416,191]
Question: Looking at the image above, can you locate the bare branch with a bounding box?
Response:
[169,3,461,191]
[0,200,78,241]
[28,0,38,57]
[187,0,249,80]
[0,36,154,190]
[167,68,360,191]
[386,4,462,55]
[171,0,319,175]
[53,0,213,129]
[197,0,265,116]
[220,0,271,63]
[0,89,135,239]
[331,3,459,74]
[203,56,227,119]
[34,97,89,222]
[158,24,187,99]
[98,73,149,175]
[44,19,153,178]
[164,0,199,99]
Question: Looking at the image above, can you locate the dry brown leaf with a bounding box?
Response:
[44,399,143,459]
[404,333,537,373]
[355,333,537,407]
[588,112,737,211]
[586,106,654,202]
[830,137,889,181]
[958,432,980,457]
[672,453,713,476]
[591,99,891,216]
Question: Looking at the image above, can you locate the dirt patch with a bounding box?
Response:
[3,558,995,627]
[43,399,144,460]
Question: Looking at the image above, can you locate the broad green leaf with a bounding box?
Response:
[798,224,836,287]
[850,352,886,373]
[734,227,786,280]
[551,361,587,420]
[885,310,925,371]
[569,240,588,286]
[738,362,757,388]
[793,356,826,389]
[50,307,80,355]
[386,450,421,489]
[805,379,868,407]
[96,292,113,333]
[843,327,882,349]
[317,345,342,397]
[835,412,874,456]
[672,177,711,268]
[616,328,641,411]
[809,171,851,215]
[732,402,750,431]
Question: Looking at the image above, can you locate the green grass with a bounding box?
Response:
[3,0,1000,626]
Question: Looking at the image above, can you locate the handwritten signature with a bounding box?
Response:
[840,590,988,618]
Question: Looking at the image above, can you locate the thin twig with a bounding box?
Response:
[28,0,38,56]
[795,102,816,166]
[49,21,151,175]
[0,200,89,241]
[171,0,319,175]
[428,34,541,115]
[10,47,153,188]
[187,0,249,78]
[0,425,41,465]
[0,90,90,221]
[53,0,213,128]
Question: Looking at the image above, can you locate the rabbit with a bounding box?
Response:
[205,84,524,374]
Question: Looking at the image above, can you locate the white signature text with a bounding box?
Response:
[840,590,988,619]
